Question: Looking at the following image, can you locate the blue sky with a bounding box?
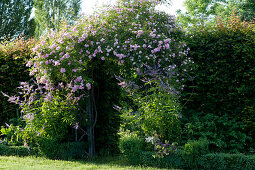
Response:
[81,0,186,15]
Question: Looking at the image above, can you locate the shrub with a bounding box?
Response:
[119,133,146,164]
[199,153,255,170]
[160,150,184,169]
[182,113,251,153]
[38,138,87,160]
[182,138,209,169]
[0,144,37,156]
[182,14,255,152]
[119,132,185,168]
[137,85,182,143]
[0,123,24,146]
[0,38,35,126]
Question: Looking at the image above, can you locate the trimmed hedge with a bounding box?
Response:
[0,142,86,160]
[199,153,255,170]
[182,14,255,152]
[0,38,35,126]
[38,138,87,160]
[0,144,37,156]
[119,135,255,169]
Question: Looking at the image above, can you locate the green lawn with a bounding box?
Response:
[0,156,168,170]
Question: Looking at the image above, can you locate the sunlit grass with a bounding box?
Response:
[0,156,169,170]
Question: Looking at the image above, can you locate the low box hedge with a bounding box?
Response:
[199,153,255,170]
[0,144,37,156]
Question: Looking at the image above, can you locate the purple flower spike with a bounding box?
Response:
[73,122,79,129]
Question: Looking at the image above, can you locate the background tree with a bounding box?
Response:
[0,0,34,40]
[242,0,255,21]
[34,0,81,37]
[176,0,254,30]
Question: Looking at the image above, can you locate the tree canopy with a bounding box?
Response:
[176,0,255,30]
[34,0,81,37]
[0,0,34,40]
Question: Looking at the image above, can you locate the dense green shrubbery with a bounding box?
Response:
[181,113,250,153]
[182,138,209,169]
[0,38,35,126]
[38,139,87,160]
[119,135,208,169]
[0,144,37,156]
[182,14,255,152]
[0,142,86,160]
[119,135,255,169]
[199,153,255,170]
[119,132,151,164]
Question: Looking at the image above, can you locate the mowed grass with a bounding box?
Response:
[0,156,168,170]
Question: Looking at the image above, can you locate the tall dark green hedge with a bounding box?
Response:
[0,38,35,126]
[182,15,255,152]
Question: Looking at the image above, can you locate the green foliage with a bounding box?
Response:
[0,144,37,156]
[0,124,24,146]
[0,38,35,126]
[119,134,255,169]
[242,0,255,21]
[182,113,251,153]
[159,151,184,169]
[138,89,181,142]
[153,142,179,159]
[0,141,86,160]
[182,14,255,152]
[119,132,185,168]
[34,0,81,37]
[120,107,143,133]
[119,133,147,164]
[176,0,254,30]
[182,138,209,169]
[199,153,255,170]
[0,0,34,39]
[38,138,86,160]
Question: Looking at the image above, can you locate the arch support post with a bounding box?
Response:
[87,90,95,157]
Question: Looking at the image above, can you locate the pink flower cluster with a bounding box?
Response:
[27,0,192,110]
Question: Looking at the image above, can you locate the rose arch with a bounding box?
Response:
[20,0,191,157]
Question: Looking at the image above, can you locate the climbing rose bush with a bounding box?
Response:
[4,0,192,147]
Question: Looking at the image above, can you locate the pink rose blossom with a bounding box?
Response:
[55,61,60,66]
[86,83,91,90]
[72,85,79,92]
[40,76,47,84]
[60,68,66,73]
[26,61,33,67]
